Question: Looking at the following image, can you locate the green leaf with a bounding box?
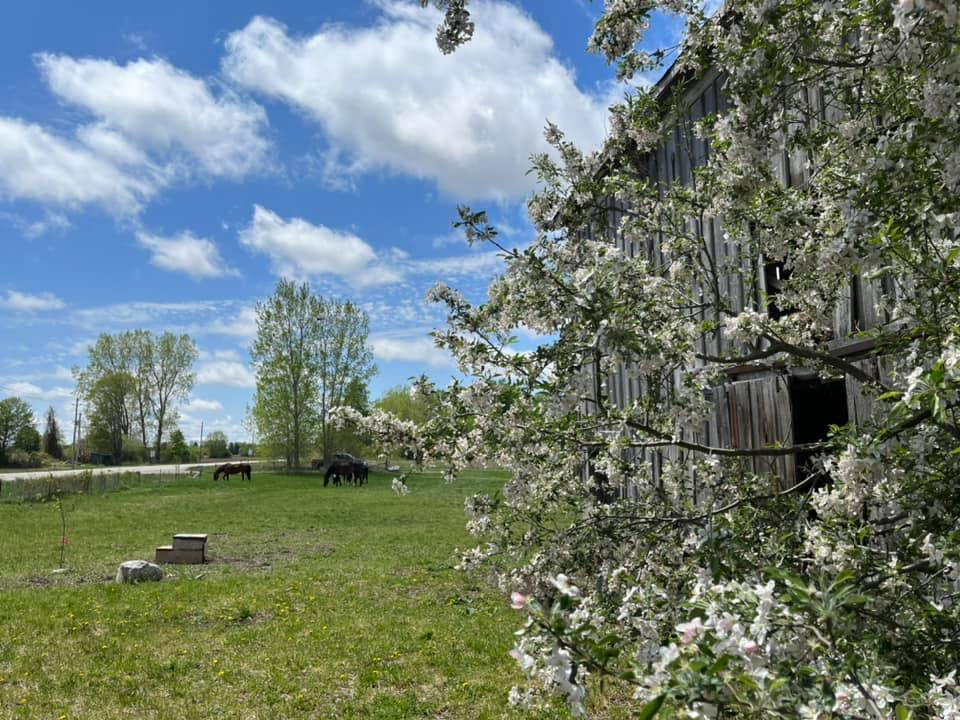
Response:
[709,654,732,675]
[636,694,666,720]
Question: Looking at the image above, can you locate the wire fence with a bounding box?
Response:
[0,470,174,503]
[0,459,316,503]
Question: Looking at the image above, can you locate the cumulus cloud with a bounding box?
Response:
[0,289,66,312]
[239,205,403,286]
[184,397,224,413]
[2,380,74,401]
[0,54,271,220]
[0,118,154,213]
[370,334,454,368]
[196,360,256,388]
[198,348,243,362]
[201,306,259,339]
[136,230,238,279]
[37,54,270,179]
[223,3,610,199]
[238,204,505,287]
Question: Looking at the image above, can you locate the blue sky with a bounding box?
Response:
[0,1,679,445]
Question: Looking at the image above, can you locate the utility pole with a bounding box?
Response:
[72,395,80,466]
[199,420,204,463]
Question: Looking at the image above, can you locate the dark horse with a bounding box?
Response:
[324,459,354,487]
[352,460,369,485]
[213,463,251,481]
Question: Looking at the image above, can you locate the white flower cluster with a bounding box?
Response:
[391,476,410,496]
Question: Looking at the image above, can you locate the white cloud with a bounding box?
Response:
[72,300,222,329]
[432,231,467,249]
[37,54,270,179]
[184,397,224,413]
[52,366,76,381]
[2,380,74,401]
[67,338,94,357]
[0,289,66,312]
[20,212,72,238]
[407,250,504,278]
[0,54,271,219]
[239,205,403,286]
[196,360,256,388]
[198,348,243,362]
[370,334,453,368]
[223,3,609,199]
[136,230,238,279]
[238,205,504,287]
[201,306,258,339]
[0,117,153,213]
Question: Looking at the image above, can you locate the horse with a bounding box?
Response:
[213,463,251,481]
[352,460,369,485]
[324,459,354,487]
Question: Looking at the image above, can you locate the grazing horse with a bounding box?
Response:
[352,460,369,485]
[324,459,354,487]
[213,463,251,481]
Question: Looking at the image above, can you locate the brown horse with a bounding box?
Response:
[213,463,251,481]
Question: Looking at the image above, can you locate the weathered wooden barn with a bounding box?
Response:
[586,59,896,491]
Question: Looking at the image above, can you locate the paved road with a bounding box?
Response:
[0,460,276,482]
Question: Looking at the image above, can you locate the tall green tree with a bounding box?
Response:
[128,329,155,451]
[147,332,197,458]
[316,299,375,460]
[14,424,41,453]
[168,429,190,463]
[204,430,230,458]
[42,406,64,459]
[0,397,34,465]
[251,280,323,469]
[251,281,376,467]
[79,330,196,461]
[79,333,138,462]
[86,372,135,461]
[374,385,431,425]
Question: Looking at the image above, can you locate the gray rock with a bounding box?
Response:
[116,560,164,584]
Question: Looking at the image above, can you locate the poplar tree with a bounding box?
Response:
[251,280,323,469]
[42,406,63,460]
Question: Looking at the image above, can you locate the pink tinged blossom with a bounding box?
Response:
[509,646,536,674]
[510,591,527,609]
[676,617,704,645]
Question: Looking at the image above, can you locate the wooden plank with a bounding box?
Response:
[155,546,205,564]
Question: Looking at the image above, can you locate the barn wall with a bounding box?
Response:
[590,66,901,491]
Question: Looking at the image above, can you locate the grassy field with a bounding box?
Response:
[0,469,575,719]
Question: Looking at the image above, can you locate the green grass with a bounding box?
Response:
[0,469,573,719]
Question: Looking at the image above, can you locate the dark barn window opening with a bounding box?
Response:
[789,376,849,487]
